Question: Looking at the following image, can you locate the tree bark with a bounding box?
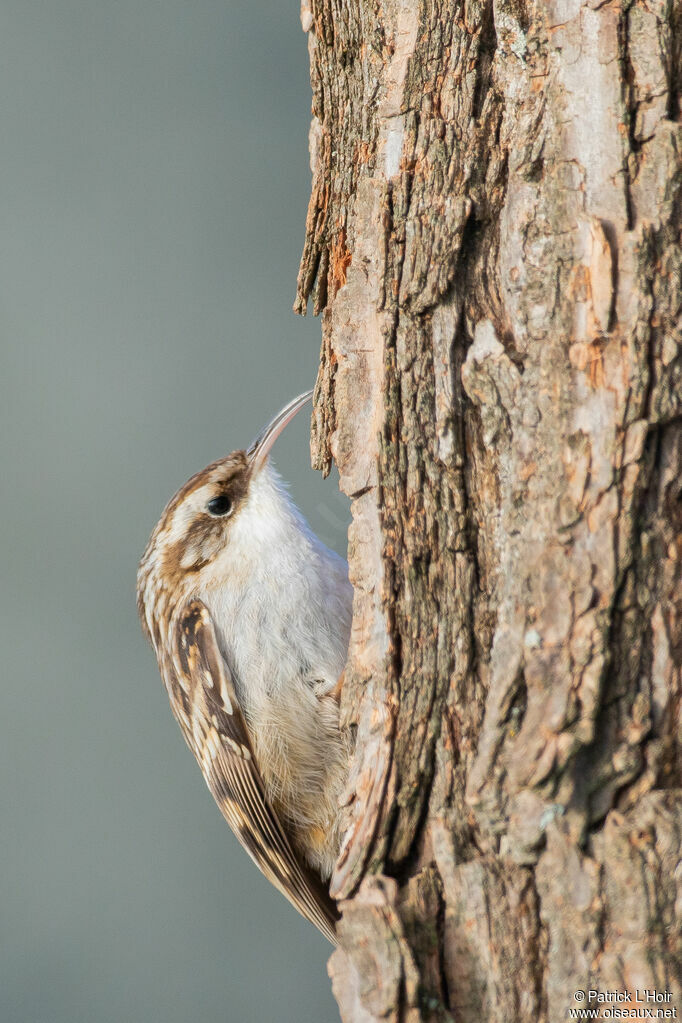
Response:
[296,2,682,1021]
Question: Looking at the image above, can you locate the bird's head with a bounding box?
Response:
[137,390,313,627]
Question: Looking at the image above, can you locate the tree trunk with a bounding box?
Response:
[296,2,682,1020]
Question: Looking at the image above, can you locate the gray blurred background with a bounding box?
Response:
[0,3,348,1020]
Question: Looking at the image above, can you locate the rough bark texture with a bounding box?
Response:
[297,2,682,1021]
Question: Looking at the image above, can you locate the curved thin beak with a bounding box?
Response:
[247,389,314,473]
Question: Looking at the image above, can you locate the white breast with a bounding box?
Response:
[198,463,352,720]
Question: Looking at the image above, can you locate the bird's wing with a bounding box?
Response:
[166,598,339,945]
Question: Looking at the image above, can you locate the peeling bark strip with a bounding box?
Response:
[297,2,682,1021]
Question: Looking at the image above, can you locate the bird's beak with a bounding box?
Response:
[247,390,314,474]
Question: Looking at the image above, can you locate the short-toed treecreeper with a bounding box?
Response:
[137,392,352,943]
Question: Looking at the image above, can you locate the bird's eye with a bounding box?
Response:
[206,495,233,517]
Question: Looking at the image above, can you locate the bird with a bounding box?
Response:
[137,391,353,944]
